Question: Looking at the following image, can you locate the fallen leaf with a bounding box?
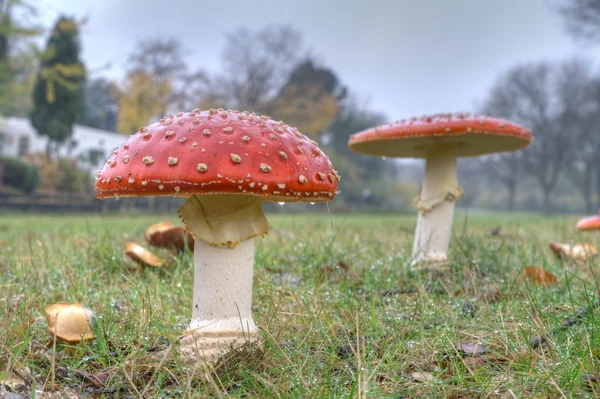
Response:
[457,341,487,356]
[38,388,81,398]
[125,242,166,267]
[549,242,597,262]
[145,222,194,252]
[524,266,558,285]
[45,303,95,343]
[408,371,435,382]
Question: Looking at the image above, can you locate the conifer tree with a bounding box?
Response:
[30,16,85,156]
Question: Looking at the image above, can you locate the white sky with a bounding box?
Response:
[38,0,599,120]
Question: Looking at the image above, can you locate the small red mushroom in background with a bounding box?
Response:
[348,113,532,266]
[95,109,339,363]
[576,214,600,232]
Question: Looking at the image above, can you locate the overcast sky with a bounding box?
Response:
[39,0,598,120]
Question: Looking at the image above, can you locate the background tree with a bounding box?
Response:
[324,95,390,205]
[116,37,212,131]
[116,69,171,134]
[267,60,344,140]
[0,0,42,115]
[218,24,305,112]
[30,16,86,157]
[83,77,118,130]
[480,59,584,214]
[556,0,600,42]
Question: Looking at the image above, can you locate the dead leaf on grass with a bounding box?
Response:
[549,242,597,262]
[457,341,487,356]
[145,222,194,252]
[408,371,435,382]
[125,242,166,267]
[523,266,558,285]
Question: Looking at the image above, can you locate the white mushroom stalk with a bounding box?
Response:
[411,147,462,265]
[178,194,267,361]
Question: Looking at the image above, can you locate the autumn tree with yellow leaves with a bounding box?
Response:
[0,0,43,116]
[116,70,172,134]
[267,60,345,140]
[115,37,211,134]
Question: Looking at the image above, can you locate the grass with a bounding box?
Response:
[1,210,600,398]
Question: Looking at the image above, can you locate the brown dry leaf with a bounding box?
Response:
[1,366,30,390]
[523,266,558,285]
[457,341,487,356]
[125,242,166,267]
[408,371,435,382]
[0,240,8,248]
[45,303,95,343]
[38,388,82,398]
[549,241,597,262]
[145,222,194,252]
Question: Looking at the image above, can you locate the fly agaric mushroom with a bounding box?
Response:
[45,303,95,343]
[576,214,600,231]
[348,113,531,265]
[95,109,339,362]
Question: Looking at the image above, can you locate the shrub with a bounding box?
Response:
[0,156,39,194]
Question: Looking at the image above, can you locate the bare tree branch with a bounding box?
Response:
[218,24,305,112]
[481,58,588,214]
[555,0,600,43]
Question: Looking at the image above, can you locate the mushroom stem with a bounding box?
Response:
[180,238,259,362]
[411,148,462,265]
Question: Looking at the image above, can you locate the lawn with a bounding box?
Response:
[0,210,599,398]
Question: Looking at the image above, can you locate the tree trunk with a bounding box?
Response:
[507,181,516,212]
[542,187,552,215]
[45,140,52,160]
[596,168,600,212]
[583,167,593,214]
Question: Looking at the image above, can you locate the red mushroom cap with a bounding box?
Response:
[95,109,339,202]
[348,113,532,158]
[576,215,600,231]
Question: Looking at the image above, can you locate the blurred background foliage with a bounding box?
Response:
[1,0,600,215]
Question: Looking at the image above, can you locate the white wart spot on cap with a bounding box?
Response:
[197,163,208,172]
[168,157,178,166]
[142,156,155,165]
[260,163,272,173]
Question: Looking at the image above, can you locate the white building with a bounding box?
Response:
[0,117,125,171]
